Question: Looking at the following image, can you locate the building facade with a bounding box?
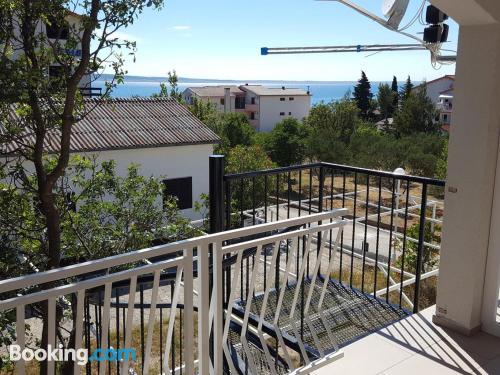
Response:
[182,86,246,114]
[1,98,220,220]
[8,10,96,96]
[415,75,455,131]
[182,85,312,132]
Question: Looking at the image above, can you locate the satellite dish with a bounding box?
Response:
[381,0,410,29]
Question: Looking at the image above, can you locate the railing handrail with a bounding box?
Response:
[0,210,346,295]
[224,161,446,186]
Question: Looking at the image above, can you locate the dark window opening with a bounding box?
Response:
[251,97,256,105]
[49,65,64,78]
[235,96,245,109]
[280,112,285,116]
[220,98,225,105]
[163,177,192,210]
[46,17,69,39]
[280,97,285,101]
[48,65,65,91]
[250,112,255,120]
[288,112,292,116]
[289,97,295,101]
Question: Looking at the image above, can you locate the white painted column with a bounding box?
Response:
[482,140,500,336]
[434,22,500,334]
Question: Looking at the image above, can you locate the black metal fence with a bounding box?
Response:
[209,157,445,314]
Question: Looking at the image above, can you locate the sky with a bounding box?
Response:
[109,0,458,82]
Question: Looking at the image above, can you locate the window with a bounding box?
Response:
[250,112,255,120]
[48,66,64,91]
[280,112,285,116]
[220,98,225,105]
[280,97,285,101]
[288,112,292,116]
[235,96,245,109]
[251,97,256,105]
[289,97,295,101]
[49,65,64,79]
[163,177,192,210]
[45,17,69,39]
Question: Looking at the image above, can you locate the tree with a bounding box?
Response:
[349,127,447,177]
[395,222,440,274]
[391,76,399,109]
[0,1,164,371]
[436,139,449,180]
[305,99,362,164]
[265,118,308,166]
[1,0,164,271]
[218,112,256,153]
[400,75,414,102]
[188,96,220,131]
[349,125,399,170]
[353,71,373,119]
[155,70,183,102]
[377,83,396,120]
[393,88,439,136]
[225,145,276,223]
[0,157,197,371]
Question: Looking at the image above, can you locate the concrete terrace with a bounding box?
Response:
[312,307,500,375]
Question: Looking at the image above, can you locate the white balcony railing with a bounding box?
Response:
[0,210,351,375]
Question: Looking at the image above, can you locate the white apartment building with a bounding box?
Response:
[182,84,312,132]
[8,10,96,96]
[182,86,247,114]
[438,90,454,130]
[239,85,311,132]
[415,75,455,131]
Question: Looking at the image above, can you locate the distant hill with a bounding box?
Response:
[97,74,355,85]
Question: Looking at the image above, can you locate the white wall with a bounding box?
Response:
[258,96,311,132]
[81,144,214,220]
[182,90,238,113]
[433,22,500,335]
[10,14,91,89]
[424,78,454,103]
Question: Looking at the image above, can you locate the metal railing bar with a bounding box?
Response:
[224,162,446,186]
[377,264,414,309]
[221,219,347,255]
[0,257,184,311]
[375,269,439,297]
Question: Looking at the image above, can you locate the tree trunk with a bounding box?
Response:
[38,181,62,375]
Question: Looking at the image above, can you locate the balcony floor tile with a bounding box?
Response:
[312,306,500,375]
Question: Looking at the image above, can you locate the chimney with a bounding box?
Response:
[224,87,231,113]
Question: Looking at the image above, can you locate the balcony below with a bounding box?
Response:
[245,103,258,112]
[79,86,102,97]
[312,306,500,375]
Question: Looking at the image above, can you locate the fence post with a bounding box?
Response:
[197,241,210,375]
[208,155,224,371]
[318,165,325,213]
[209,155,225,234]
[317,165,325,258]
[413,183,428,313]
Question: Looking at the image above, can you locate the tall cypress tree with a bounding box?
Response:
[353,71,373,119]
[391,76,399,110]
[400,75,414,102]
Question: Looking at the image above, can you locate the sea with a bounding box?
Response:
[93,77,388,105]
